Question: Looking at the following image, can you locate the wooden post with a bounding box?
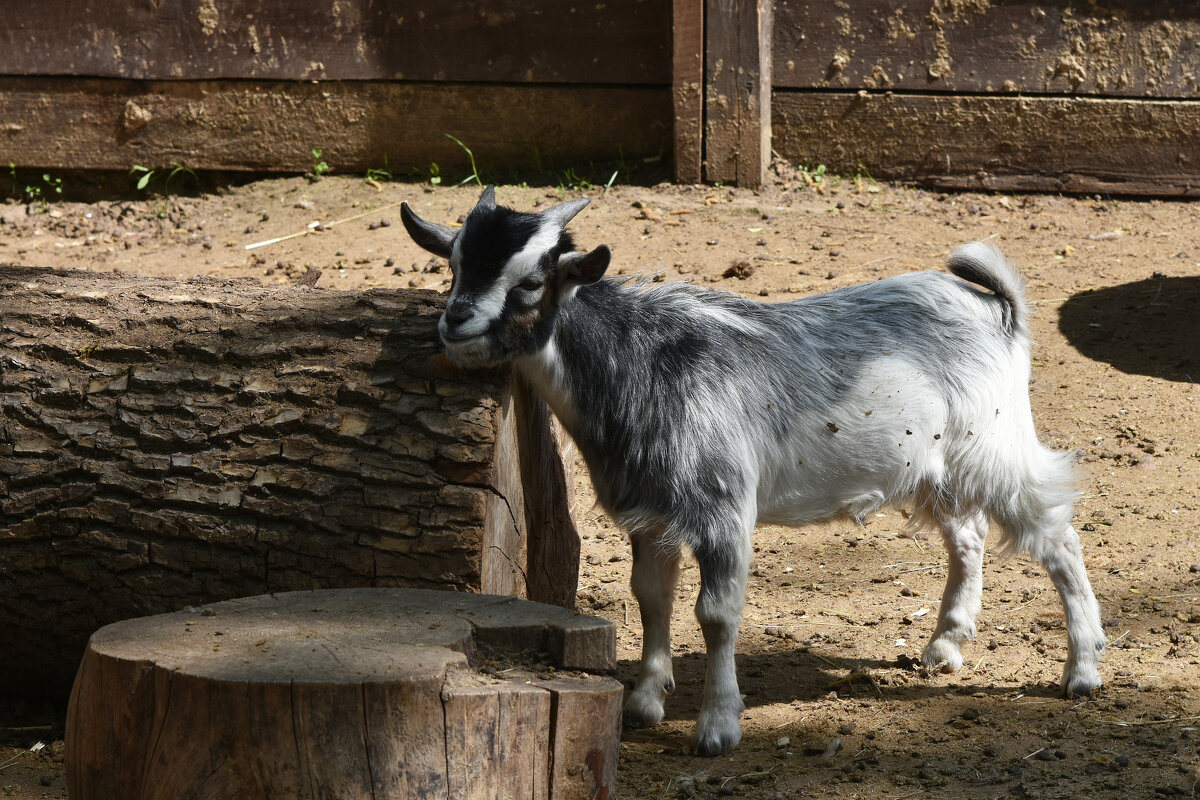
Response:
[673,0,704,183]
[703,0,772,188]
[513,372,581,611]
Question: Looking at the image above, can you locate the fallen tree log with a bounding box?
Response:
[66,588,621,800]
[0,265,580,690]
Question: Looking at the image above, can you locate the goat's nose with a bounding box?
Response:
[444,300,473,325]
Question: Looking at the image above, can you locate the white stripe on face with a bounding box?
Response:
[442,218,559,339]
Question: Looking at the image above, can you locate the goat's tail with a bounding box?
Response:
[946,241,1029,339]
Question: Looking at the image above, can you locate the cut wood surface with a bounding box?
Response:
[0,266,580,690]
[0,77,671,174]
[0,0,671,85]
[773,91,1200,196]
[66,588,621,800]
[774,0,1200,98]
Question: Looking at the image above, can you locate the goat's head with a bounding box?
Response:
[401,186,610,366]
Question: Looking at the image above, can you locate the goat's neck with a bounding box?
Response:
[513,336,583,434]
[512,289,625,437]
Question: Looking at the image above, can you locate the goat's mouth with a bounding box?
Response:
[440,330,483,344]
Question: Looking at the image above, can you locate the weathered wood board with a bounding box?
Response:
[0,266,580,690]
[704,0,774,188]
[774,1,1200,98]
[0,0,671,85]
[0,77,672,174]
[773,91,1200,196]
[65,588,621,800]
[673,0,705,183]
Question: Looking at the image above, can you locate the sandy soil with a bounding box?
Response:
[2,166,1198,798]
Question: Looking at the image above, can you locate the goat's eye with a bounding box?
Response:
[518,278,544,292]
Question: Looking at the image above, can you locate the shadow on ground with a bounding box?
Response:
[1058,276,1200,383]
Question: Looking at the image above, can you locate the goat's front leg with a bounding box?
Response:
[692,535,750,756]
[623,532,682,729]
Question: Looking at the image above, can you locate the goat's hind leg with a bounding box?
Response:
[922,510,988,672]
[1000,464,1104,696]
[1037,521,1105,696]
[624,531,682,729]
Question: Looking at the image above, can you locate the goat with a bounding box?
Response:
[400,187,1105,756]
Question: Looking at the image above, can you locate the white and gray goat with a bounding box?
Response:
[401,187,1104,756]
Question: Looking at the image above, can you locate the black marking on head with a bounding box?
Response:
[453,205,576,295]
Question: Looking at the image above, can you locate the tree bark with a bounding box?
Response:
[65,588,621,800]
[0,266,580,690]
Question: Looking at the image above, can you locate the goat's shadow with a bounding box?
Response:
[617,647,1060,728]
[1057,275,1200,383]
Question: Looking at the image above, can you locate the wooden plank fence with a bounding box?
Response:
[0,2,1197,194]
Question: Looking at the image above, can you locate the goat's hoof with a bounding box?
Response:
[692,726,741,757]
[623,693,666,730]
[920,639,964,673]
[692,712,742,757]
[1061,665,1102,699]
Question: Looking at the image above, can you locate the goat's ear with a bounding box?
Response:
[400,202,456,258]
[540,197,590,229]
[558,245,610,287]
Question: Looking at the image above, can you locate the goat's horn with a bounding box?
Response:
[477,185,496,210]
[540,197,590,228]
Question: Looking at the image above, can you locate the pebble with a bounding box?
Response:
[385,257,395,267]
[1116,755,1131,768]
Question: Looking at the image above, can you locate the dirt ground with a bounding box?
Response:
[2,165,1198,798]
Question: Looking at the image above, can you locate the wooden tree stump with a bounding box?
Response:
[66,588,621,800]
[0,266,580,691]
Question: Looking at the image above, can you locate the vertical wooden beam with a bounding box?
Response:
[704,0,773,188]
[513,372,581,611]
[673,0,705,184]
